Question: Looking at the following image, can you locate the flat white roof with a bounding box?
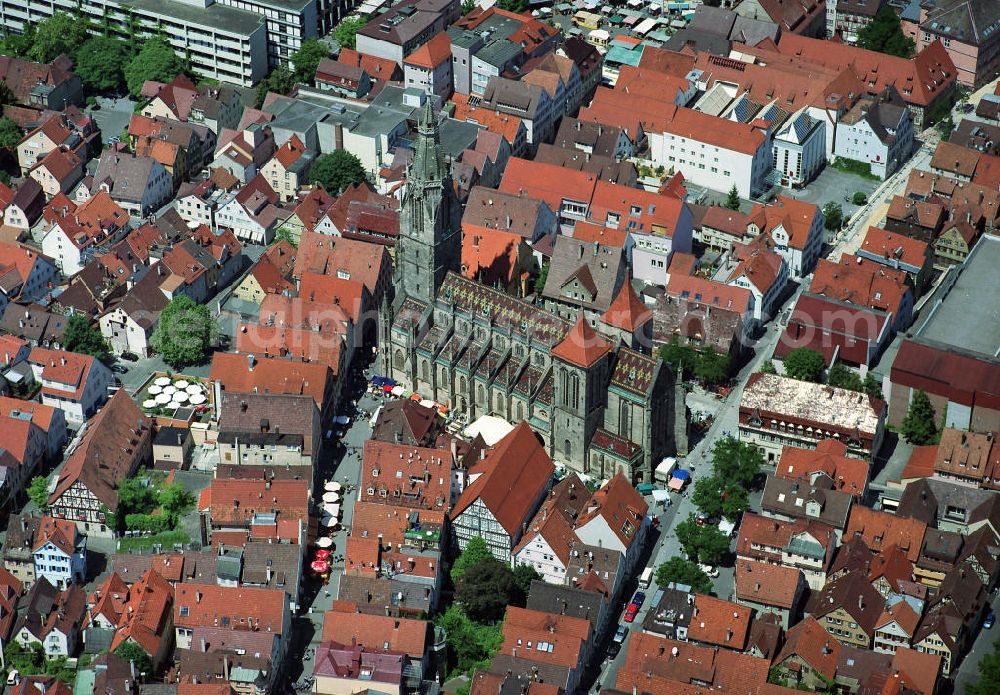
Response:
[741,373,882,435]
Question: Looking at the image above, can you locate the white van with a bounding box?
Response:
[639,566,654,588]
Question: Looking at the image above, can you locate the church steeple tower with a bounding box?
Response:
[395,100,461,305]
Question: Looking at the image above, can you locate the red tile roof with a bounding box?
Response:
[776,439,870,497]
[666,274,753,315]
[204,478,309,527]
[589,180,687,237]
[810,255,909,314]
[498,157,598,214]
[572,221,627,248]
[110,568,173,655]
[360,439,451,513]
[174,582,286,635]
[323,606,428,657]
[499,606,590,669]
[462,226,523,286]
[575,472,648,550]
[846,506,927,562]
[734,559,802,610]
[34,516,77,557]
[859,226,930,269]
[273,134,308,170]
[210,351,332,410]
[450,422,554,536]
[450,93,526,147]
[776,615,840,680]
[293,231,388,295]
[551,317,613,368]
[687,594,752,650]
[404,31,451,69]
[298,271,367,323]
[747,195,820,251]
[601,274,651,332]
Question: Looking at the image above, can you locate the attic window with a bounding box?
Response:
[179,606,189,617]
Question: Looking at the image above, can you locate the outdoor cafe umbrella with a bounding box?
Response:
[316,536,333,548]
[315,549,331,561]
[311,559,330,573]
[321,515,338,527]
[324,481,342,492]
[322,491,340,503]
[326,503,341,518]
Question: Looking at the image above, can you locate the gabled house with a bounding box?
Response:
[12,578,86,657]
[725,233,789,322]
[47,390,152,536]
[216,174,289,244]
[97,270,170,358]
[88,153,172,217]
[734,559,805,629]
[172,583,290,661]
[573,473,648,576]
[142,76,242,134]
[806,570,886,649]
[232,239,296,303]
[27,347,112,423]
[29,147,83,198]
[175,167,241,229]
[451,422,554,562]
[512,474,589,583]
[32,516,85,591]
[737,512,838,590]
[3,179,45,231]
[17,111,96,175]
[0,396,66,462]
[497,607,591,695]
[109,568,174,671]
[212,123,276,184]
[41,191,130,276]
[746,195,824,276]
[0,242,58,312]
[260,135,314,203]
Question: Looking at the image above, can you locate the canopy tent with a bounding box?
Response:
[651,489,670,502]
[463,415,514,446]
[668,477,685,491]
[672,469,691,481]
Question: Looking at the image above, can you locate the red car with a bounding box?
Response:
[624,602,640,623]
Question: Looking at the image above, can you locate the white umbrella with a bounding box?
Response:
[189,393,207,405]
[142,399,158,409]
[174,380,190,389]
[316,536,333,548]
[186,384,204,395]
[155,393,172,405]
[322,491,340,503]
[154,376,171,387]
[419,399,436,409]
[324,481,342,492]
[171,392,190,403]
[162,385,176,395]
[321,515,338,527]
[326,503,341,518]
[391,385,405,397]
[148,385,162,395]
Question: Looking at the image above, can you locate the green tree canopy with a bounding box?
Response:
[74,36,131,92]
[675,515,730,565]
[857,6,914,58]
[26,12,90,64]
[512,564,541,600]
[115,641,153,676]
[434,605,502,678]
[783,347,826,382]
[758,359,776,374]
[724,185,740,211]
[826,362,863,392]
[968,639,1000,695]
[711,436,764,486]
[659,336,698,379]
[255,66,297,107]
[124,37,189,97]
[461,0,477,14]
[309,150,366,195]
[455,556,519,622]
[691,474,749,521]
[0,117,23,150]
[851,191,868,206]
[63,313,111,364]
[334,16,368,50]
[863,373,882,399]
[27,476,49,511]
[534,261,549,294]
[497,0,527,12]
[822,202,844,232]
[150,295,214,368]
[902,389,938,445]
[655,556,713,594]
[694,348,730,385]
[451,536,492,583]
[292,38,330,83]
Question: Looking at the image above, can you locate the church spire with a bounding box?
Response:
[410,99,448,184]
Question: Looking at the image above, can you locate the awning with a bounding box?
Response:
[668,477,685,491]
[672,469,691,481]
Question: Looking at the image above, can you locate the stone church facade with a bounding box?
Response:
[380,102,679,483]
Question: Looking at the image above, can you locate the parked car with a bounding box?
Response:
[613,624,628,644]
[985,611,995,629]
[695,511,711,526]
[624,604,638,623]
[631,591,646,606]
[699,563,719,578]
[120,351,139,362]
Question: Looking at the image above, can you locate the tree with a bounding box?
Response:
[334,16,368,50]
[826,362,863,392]
[711,437,764,487]
[116,476,158,517]
[63,313,111,364]
[822,202,844,233]
[27,476,49,511]
[694,348,729,385]
[512,564,541,602]
[857,6,914,58]
[720,485,749,521]
[291,38,330,84]
[151,296,214,368]
[863,373,882,399]
[434,605,502,677]
[674,515,703,560]
[659,336,698,379]
[497,0,527,12]
[451,536,492,583]
[74,36,131,92]
[255,66,297,107]
[902,389,937,445]
[26,12,90,64]
[851,191,867,205]
[0,117,22,151]
[0,80,15,108]
[534,261,549,295]
[674,515,730,565]
[691,476,725,518]
[655,557,712,594]
[115,641,153,676]
[124,37,189,97]
[758,359,776,374]
[0,25,36,59]
[159,482,194,523]
[783,347,826,382]
[724,185,740,211]
[309,150,366,195]
[456,556,518,622]
[461,0,477,14]
[967,640,1000,695]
